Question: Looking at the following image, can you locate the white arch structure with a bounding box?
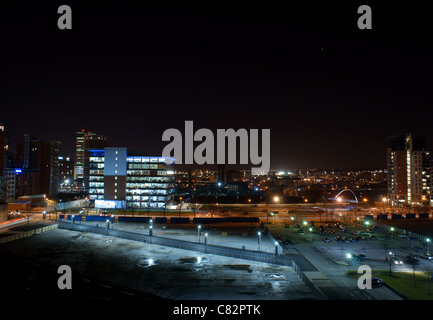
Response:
[332,189,359,203]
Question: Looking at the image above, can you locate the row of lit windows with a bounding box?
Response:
[126,170,168,176]
[126,189,170,195]
[127,157,167,163]
[126,195,168,201]
[127,176,172,182]
[128,164,160,169]
[127,202,167,208]
[126,183,170,189]
[89,157,104,163]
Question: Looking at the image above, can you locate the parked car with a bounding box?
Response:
[363,277,384,288]
[355,254,367,261]
[413,246,423,252]
[405,254,420,265]
[323,237,331,243]
[420,253,433,260]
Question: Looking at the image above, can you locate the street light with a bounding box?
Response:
[273,196,279,203]
[197,225,202,243]
[388,251,393,276]
[205,233,208,246]
[106,219,110,230]
[427,238,431,255]
[346,253,352,272]
[257,231,262,251]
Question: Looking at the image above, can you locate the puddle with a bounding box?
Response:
[264,273,286,280]
[223,264,253,273]
[179,257,209,264]
[137,258,158,268]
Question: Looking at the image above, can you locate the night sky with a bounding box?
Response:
[1,2,432,170]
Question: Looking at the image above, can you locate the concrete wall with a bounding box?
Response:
[0,224,58,244]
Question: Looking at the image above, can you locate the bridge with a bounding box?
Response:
[328,189,359,203]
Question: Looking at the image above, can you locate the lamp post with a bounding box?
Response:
[257,231,262,251]
[179,197,183,217]
[197,225,202,243]
[106,219,110,230]
[427,238,431,255]
[274,241,279,255]
[346,253,352,272]
[388,251,393,276]
[205,233,208,246]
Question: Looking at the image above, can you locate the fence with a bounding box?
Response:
[381,223,431,243]
[57,221,285,264]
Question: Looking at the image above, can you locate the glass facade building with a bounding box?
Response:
[88,148,175,209]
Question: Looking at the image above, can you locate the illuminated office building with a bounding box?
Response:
[88,147,175,209]
[387,134,431,206]
[74,130,108,186]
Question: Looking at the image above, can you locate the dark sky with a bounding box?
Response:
[1,2,432,170]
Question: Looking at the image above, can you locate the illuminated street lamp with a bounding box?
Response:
[197,225,202,243]
[346,253,352,272]
[257,231,262,251]
[388,251,394,276]
[337,197,342,203]
[106,219,110,230]
[205,233,208,246]
[273,196,279,203]
[427,238,431,255]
